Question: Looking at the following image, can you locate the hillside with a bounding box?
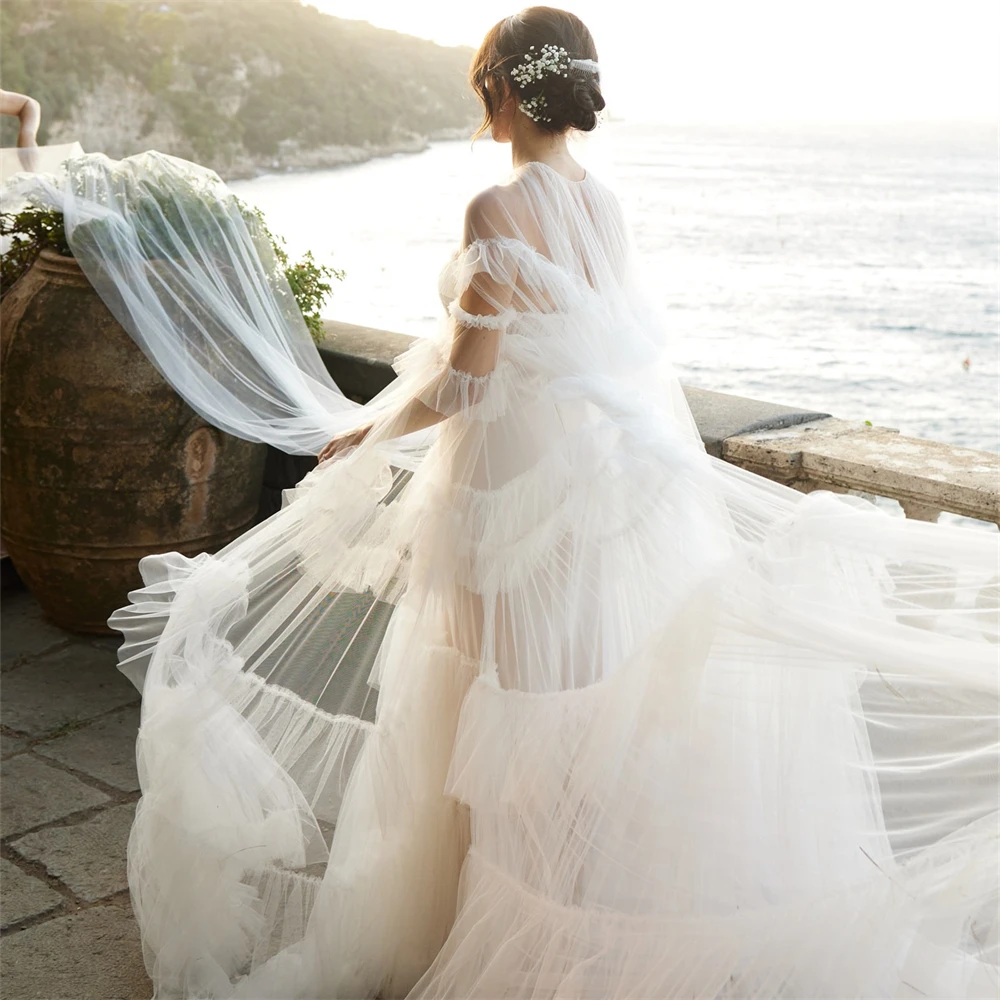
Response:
[0,0,480,179]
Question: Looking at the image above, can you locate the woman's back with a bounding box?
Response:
[461,160,632,303]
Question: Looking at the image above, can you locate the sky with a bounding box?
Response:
[309,0,1000,125]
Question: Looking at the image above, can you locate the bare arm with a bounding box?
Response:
[317,283,505,462]
[318,192,515,461]
[379,279,509,438]
[0,90,41,147]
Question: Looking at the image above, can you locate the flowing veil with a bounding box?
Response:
[3,150,997,998]
[2,151,409,459]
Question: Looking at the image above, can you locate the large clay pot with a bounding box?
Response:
[1,249,267,633]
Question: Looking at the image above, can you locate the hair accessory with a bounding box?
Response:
[518,95,548,123]
[510,43,571,88]
[509,44,600,123]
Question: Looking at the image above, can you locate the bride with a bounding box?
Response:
[102,6,997,999]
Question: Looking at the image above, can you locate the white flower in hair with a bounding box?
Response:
[518,93,553,124]
[509,43,600,122]
[510,43,572,89]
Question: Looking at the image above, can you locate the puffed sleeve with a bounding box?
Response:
[410,189,535,420]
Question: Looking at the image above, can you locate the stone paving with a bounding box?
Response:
[1,585,151,999]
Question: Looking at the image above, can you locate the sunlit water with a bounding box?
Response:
[231,120,998,454]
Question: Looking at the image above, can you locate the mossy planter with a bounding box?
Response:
[1,249,267,634]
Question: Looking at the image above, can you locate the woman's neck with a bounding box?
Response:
[509,119,584,181]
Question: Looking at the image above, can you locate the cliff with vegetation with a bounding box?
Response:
[0,0,479,179]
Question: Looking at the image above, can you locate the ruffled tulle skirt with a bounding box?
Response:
[111,384,998,998]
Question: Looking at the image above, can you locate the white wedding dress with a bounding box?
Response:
[24,153,994,998]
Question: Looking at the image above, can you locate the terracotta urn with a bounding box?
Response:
[1,249,267,633]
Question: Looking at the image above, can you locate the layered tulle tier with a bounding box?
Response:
[411,835,997,1000]
[113,457,999,998]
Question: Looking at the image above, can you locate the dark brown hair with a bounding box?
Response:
[470,7,605,138]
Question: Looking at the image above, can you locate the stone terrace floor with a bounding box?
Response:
[1,584,151,999]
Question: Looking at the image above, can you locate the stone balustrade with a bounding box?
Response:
[319,320,1000,528]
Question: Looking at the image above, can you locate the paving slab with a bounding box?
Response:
[0,589,72,667]
[0,857,64,929]
[10,802,135,903]
[1,731,27,758]
[0,642,139,737]
[0,755,110,839]
[88,633,125,658]
[0,904,151,1000]
[35,707,141,792]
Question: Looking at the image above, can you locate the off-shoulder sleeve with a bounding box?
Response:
[437,234,536,318]
[401,188,544,420]
[415,223,533,419]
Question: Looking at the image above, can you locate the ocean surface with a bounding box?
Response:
[231,120,999,454]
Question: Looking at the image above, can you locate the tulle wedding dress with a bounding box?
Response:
[10,151,995,998]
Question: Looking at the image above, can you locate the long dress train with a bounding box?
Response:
[90,158,1000,999]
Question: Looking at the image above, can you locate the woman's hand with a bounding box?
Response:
[318,422,372,463]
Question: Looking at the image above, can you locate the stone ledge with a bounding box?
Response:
[680,386,830,458]
[725,418,1000,524]
[317,320,998,525]
[319,320,414,404]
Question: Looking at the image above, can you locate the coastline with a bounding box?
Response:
[219,125,476,182]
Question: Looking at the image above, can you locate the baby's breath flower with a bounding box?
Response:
[506,44,600,123]
[517,93,553,124]
[509,43,571,94]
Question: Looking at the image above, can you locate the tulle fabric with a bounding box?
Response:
[0,141,84,197]
[94,158,1000,999]
[1,150,387,457]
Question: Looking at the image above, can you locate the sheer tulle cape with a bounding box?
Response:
[14,152,994,997]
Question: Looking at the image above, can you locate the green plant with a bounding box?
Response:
[0,206,71,291]
[0,199,343,345]
[285,249,343,343]
[240,202,344,343]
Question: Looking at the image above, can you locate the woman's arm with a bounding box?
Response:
[317,192,516,460]
[389,278,509,436]
[316,285,505,461]
[0,90,41,147]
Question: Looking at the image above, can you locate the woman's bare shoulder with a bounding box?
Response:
[462,182,524,244]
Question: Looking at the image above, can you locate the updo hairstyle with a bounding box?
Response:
[470,7,605,136]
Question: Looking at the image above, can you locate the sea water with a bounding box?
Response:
[231,120,999,453]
